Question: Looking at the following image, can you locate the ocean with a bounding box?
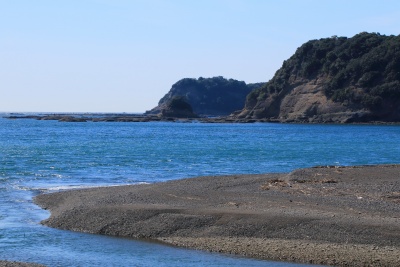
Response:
[1,115,399,266]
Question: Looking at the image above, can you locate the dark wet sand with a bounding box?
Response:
[0,261,46,267]
[34,165,400,266]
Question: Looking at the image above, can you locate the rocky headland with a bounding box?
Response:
[235,32,400,123]
[35,165,400,266]
[145,76,264,117]
[4,33,400,124]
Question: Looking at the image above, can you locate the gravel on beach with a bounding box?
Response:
[0,261,46,267]
[34,165,400,266]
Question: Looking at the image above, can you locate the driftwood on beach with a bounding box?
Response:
[35,165,400,266]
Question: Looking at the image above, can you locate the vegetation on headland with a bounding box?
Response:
[5,32,400,123]
[239,32,400,122]
[146,76,265,116]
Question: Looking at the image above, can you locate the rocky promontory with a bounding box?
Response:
[146,76,264,116]
[235,32,400,123]
[5,33,400,124]
[158,96,198,118]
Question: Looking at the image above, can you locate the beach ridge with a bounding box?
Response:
[34,165,400,266]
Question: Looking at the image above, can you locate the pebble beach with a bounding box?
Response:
[34,165,400,266]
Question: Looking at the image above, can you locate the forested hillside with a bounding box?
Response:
[237,32,400,123]
[146,76,264,116]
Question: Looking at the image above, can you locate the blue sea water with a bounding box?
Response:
[1,115,400,266]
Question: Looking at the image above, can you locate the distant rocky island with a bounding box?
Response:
[146,76,264,117]
[234,32,400,123]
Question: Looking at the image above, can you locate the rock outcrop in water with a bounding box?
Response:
[159,96,198,118]
[146,76,264,116]
[234,32,400,123]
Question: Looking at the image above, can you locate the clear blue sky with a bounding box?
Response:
[1,0,400,113]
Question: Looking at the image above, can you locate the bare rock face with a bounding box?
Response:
[236,32,400,123]
[237,76,361,123]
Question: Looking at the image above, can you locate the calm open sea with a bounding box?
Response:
[1,115,399,266]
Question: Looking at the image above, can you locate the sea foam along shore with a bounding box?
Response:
[34,165,400,266]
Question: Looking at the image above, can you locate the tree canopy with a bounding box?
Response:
[248,32,400,111]
[150,76,264,116]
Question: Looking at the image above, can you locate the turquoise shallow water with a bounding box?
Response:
[1,116,400,266]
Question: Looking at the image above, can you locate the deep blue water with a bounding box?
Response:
[1,115,399,266]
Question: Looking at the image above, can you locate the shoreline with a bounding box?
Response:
[34,165,400,266]
[0,261,46,267]
[5,113,400,124]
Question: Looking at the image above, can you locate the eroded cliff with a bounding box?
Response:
[236,32,400,123]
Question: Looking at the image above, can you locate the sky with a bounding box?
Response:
[1,0,400,113]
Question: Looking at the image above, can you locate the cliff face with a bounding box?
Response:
[236,32,400,123]
[146,76,265,116]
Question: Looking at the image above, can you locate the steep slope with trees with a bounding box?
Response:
[146,76,265,116]
[236,32,400,123]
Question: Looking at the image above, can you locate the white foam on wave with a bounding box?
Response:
[16,182,150,193]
